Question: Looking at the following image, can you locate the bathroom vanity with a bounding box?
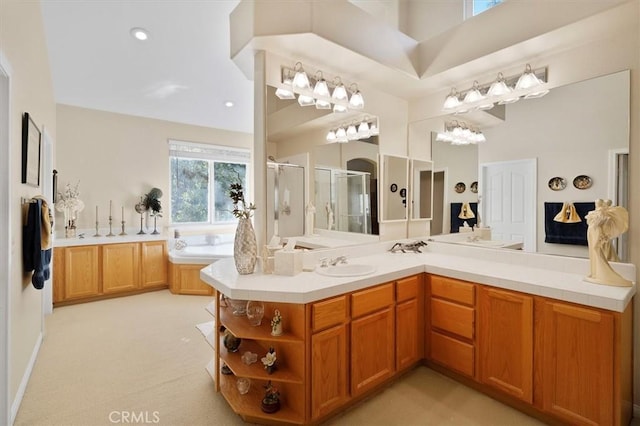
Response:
[200,241,635,425]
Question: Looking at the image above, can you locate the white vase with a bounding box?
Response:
[234,217,257,274]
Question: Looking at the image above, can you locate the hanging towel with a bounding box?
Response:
[458,202,476,220]
[553,202,581,223]
[450,202,478,233]
[22,199,52,289]
[544,202,594,246]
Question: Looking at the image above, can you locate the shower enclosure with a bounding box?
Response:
[315,167,372,234]
[267,162,305,239]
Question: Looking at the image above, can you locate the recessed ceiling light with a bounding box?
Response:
[224,101,234,107]
[130,27,149,41]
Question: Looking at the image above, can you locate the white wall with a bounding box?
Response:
[0,1,57,421]
[55,105,253,232]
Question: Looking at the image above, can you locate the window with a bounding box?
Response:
[464,0,503,18]
[169,140,250,225]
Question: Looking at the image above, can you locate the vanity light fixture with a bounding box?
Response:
[436,121,486,145]
[443,64,548,113]
[325,117,378,143]
[279,63,365,112]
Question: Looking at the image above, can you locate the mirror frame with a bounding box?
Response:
[379,154,409,223]
[409,159,434,221]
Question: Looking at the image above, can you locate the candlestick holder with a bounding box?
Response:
[137,213,145,235]
[119,220,127,236]
[93,221,101,237]
[106,215,115,237]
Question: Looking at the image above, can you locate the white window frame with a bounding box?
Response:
[168,139,251,226]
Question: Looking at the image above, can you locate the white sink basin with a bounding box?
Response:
[315,264,376,277]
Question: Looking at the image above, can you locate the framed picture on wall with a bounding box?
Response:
[21,112,41,187]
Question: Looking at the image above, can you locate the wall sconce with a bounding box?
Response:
[435,121,486,145]
[443,64,548,114]
[276,62,365,112]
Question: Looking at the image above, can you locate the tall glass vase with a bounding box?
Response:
[234,217,257,274]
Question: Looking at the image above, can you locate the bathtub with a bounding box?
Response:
[168,234,234,265]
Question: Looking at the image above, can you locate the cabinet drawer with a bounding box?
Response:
[396,275,420,302]
[351,283,394,318]
[312,295,348,332]
[430,331,474,377]
[431,275,475,306]
[431,298,474,340]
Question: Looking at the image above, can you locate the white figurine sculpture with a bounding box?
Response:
[325,202,334,231]
[584,199,631,287]
[305,202,316,236]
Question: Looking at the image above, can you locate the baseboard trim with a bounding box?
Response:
[634,403,640,419]
[10,332,42,425]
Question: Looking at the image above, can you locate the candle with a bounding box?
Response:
[96,205,98,221]
[121,206,124,222]
[109,200,113,217]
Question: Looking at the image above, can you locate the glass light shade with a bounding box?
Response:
[326,130,337,142]
[313,79,330,98]
[331,84,348,102]
[275,87,295,100]
[487,75,512,97]
[498,95,520,105]
[346,124,358,140]
[462,84,484,104]
[357,121,370,138]
[297,94,315,107]
[515,65,544,91]
[524,89,549,99]
[442,89,461,111]
[333,104,347,113]
[315,99,331,110]
[335,127,348,143]
[292,69,311,90]
[369,122,379,135]
[474,132,487,143]
[348,91,364,109]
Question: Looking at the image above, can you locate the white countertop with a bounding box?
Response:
[200,241,636,312]
[53,231,166,247]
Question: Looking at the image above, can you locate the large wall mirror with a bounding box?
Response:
[429,69,630,261]
[265,84,381,238]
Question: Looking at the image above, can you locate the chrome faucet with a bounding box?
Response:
[329,256,347,266]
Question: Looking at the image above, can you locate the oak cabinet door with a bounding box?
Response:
[351,307,395,397]
[311,324,349,419]
[396,298,419,371]
[64,245,99,299]
[102,243,140,293]
[478,287,533,403]
[540,300,614,425]
[141,241,167,288]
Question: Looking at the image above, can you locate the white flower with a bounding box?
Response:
[261,350,276,367]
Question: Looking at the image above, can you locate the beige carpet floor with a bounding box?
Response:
[15,290,547,426]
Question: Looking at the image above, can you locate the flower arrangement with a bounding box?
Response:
[229,181,256,219]
[261,347,277,374]
[143,187,163,217]
[55,181,84,228]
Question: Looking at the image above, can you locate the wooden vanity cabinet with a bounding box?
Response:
[168,262,214,295]
[350,283,395,397]
[478,287,533,403]
[427,275,476,378]
[102,243,140,294]
[61,245,100,300]
[395,274,423,372]
[141,240,167,288]
[536,299,631,426]
[311,295,349,419]
[53,241,168,305]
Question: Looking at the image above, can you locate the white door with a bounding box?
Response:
[480,159,536,252]
[42,129,54,316]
